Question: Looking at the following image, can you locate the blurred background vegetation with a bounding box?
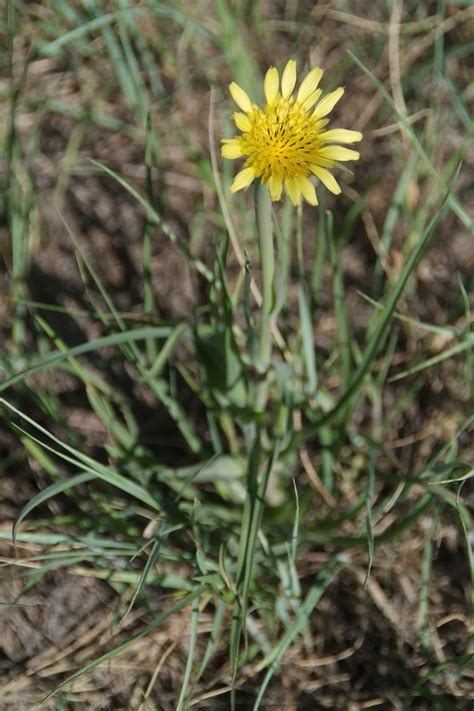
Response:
[0,1,473,709]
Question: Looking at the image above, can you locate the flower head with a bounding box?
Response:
[222,59,362,206]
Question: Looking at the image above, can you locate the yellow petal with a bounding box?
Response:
[319,129,363,144]
[264,66,279,105]
[233,112,251,132]
[313,118,330,131]
[296,176,318,205]
[229,82,252,113]
[310,165,341,194]
[221,140,244,159]
[313,87,345,119]
[311,157,334,169]
[281,59,297,99]
[318,146,360,161]
[297,67,323,104]
[301,89,322,111]
[268,176,282,201]
[285,176,301,206]
[230,167,256,193]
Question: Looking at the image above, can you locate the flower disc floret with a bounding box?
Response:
[222,59,362,206]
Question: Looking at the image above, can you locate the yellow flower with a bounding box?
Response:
[221,59,362,206]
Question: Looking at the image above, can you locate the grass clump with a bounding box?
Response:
[0,1,473,709]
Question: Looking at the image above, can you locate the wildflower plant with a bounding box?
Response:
[220,59,364,684]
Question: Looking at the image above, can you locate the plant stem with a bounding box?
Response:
[254,183,274,408]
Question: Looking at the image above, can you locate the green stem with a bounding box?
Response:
[254,183,274,407]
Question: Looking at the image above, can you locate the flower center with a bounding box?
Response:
[240,97,323,182]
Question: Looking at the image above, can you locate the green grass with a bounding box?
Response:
[1,1,473,708]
